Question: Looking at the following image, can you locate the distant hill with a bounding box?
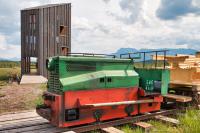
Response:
[0,48,198,61]
[0,57,20,61]
[115,48,197,56]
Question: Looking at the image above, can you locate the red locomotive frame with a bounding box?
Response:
[37,87,162,127]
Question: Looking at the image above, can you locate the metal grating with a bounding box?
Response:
[66,62,96,71]
[48,61,62,93]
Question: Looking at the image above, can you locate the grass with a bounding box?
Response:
[0,62,20,84]
[0,61,20,68]
[120,109,200,133]
[148,120,180,133]
[39,83,47,91]
[0,81,7,86]
[34,84,47,106]
[178,109,200,133]
[0,67,20,81]
[121,125,143,133]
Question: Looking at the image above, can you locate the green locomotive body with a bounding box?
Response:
[47,56,139,92]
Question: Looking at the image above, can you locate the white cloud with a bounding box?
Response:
[0,34,20,59]
[0,0,200,59]
[0,35,7,50]
[71,0,194,53]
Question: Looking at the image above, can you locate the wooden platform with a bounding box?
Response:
[0,110,53,133]
[20,75,47,84]
[170,81,200,91]
[163,94,192,102]
[169,81,200,107]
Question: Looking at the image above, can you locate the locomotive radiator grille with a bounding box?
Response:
[48,62,62,93]
[66,62,96,71]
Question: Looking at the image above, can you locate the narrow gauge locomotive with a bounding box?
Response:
[36,52,170,127]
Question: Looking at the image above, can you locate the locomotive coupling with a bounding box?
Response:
[36,105,51,120]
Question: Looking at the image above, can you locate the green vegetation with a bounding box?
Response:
[34,84,47,106]
[0,67,20,81]
[0,81,7,86]
[148,120,179,133]
[120,109,200,133]
[88,109,200,133]
[178,109,200,133]
[121,125,143,133]
[0,61,21,81]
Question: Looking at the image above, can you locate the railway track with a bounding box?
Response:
[0,109,177,133]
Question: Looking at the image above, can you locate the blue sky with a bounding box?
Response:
[0,0,200,59]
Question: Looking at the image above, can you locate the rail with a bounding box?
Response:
[66,53,116,58]
[120,50,168,69]
[65,50,169,69]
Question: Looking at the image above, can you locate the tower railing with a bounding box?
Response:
[120,50,168,69]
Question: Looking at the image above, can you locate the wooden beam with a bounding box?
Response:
[3,124,53,132]
[170,80,200,87]
[0,117,43,125]
[155,115,179,125]
[134,122,153,133]
[102,127,124,133]
[62,131,76,133]
[163,94,192,102]
[0,110,37,122]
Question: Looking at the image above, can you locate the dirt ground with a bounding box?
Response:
[0,83,46,115]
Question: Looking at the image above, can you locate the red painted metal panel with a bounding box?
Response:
[139,96,163,113]
[38,87,163,127]
[64,87,138,109]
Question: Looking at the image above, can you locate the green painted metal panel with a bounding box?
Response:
[58,56,132,62]
[59,70,138,91]
[135,68,170,95]
[47,56,139,93]
[161,70,170,95]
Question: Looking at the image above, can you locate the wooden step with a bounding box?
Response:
[62,131,76,133]
[163,94,192,102]
[102,127,124,133]
[155,115,179,125]
[134,122,153,133]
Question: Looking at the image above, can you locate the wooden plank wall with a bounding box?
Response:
[21,9,39,74]
[21,4,71,77]
[39,4,71,77]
